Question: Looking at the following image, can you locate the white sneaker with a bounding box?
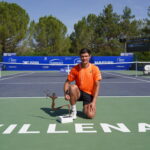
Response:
[70,111,77,119]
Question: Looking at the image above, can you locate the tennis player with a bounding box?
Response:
[64,48,102,119]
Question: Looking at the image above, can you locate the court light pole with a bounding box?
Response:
[124,39,127,53]
[119,33,127,53]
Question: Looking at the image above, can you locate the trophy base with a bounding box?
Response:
[57,115,73,123]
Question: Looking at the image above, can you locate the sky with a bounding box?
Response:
[0,0,150,35]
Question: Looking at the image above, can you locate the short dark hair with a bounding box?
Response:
[79,48,91,55]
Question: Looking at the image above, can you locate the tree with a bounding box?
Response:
[16,21,36,56]
[142,6,150,36]
[33,16,70,55]
[135,6,150,61]
[70,14,98,54]
[95,4,122,55]
[0,2,29,55]
[120,6,139,37]
[97,4,120,41]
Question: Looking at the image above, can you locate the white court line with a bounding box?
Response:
[104,72,150,83]
[0,72,34,81]
[0,96,150,99]
[0,72,27,78]
[0,82,64,84]
[101,81,150,84]
[0,81,149,85]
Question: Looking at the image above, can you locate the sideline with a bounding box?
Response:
[0,72,34,81]
[0,96,150,99]
[104,72,150,83]
[1,81,150,85]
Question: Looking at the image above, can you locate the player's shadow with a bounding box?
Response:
[41,107,87,119]
[77,111,87,119]
[41,107,69,117]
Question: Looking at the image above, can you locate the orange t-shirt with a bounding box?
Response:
[67,63,102,96]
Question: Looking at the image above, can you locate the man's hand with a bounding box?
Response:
[89,101,96,112]
[65,94,70,101]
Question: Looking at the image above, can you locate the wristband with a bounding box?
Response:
[65,90,69,95]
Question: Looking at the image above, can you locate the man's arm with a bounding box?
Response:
[87,80,100,118]
[92,80,100,104]
[64,79,71,100]
[92,65,101,104]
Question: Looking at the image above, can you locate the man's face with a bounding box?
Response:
[80,52,91,64]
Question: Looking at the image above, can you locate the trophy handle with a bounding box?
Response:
[47,92,70,114]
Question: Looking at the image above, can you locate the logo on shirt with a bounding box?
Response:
[89,70,92,73]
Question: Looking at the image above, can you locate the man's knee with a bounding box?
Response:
[83,105,96,119]
[68,85,80,104]
[86,111,95,119]
[69,84,79,93]
[69,85,80,98]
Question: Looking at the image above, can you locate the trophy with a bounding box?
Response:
[45,91,73,123]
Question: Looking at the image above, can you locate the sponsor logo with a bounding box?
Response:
[144,65,150,71]
[49,59,63,64]
[94,61,114,64]
[144,65,150,75]
[117,57,125,62]
[44,57,48,61]
[8,65,17,69]
[9,58,16,63]
[74,58,81,64]
[23,61,39,64]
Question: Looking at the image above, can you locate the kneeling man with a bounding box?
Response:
[64,48,102,119]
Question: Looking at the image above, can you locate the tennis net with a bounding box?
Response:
[0,61,150,78]
[0,62,75,78]
[98,61,150,78]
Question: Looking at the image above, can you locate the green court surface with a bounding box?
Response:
[0,97,150,150]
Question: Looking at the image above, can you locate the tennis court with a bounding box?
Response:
[0,70,150,150]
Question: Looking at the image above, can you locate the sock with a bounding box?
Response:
[71,104,76,112]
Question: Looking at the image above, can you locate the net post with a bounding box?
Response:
[0,69,1,78]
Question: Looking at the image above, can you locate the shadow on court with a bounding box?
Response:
[41,107,87,119]
[41,107,70,117]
